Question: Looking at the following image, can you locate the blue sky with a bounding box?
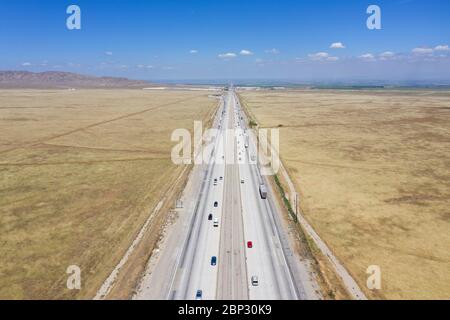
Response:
[0,0,449,81]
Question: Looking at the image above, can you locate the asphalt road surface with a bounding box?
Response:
[134,89,320,300]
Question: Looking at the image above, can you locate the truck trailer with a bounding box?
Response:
[259,184,267,199]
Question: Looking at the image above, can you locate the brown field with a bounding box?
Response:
[240,89,450,299]
[0,89,217,299]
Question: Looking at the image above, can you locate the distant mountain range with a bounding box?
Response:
[0,71,151,88]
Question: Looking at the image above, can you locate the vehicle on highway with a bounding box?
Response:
[219,176,223,180]
[247,241,253,248]
[251,276,259,286]
[213,218,219,227]
[208,213,213,221]
[214,201,218,207]
[241,179,244,184]
[195,290,203,300]
[259,184,267,199]
[213,178,217,186]
[210,256,217,266]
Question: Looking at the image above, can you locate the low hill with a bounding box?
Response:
[0,71,151,88]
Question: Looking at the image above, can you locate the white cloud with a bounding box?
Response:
[380,51,395,57]
[105,51,113,56]
[435,45,449,52]
[330,42,346,49]
[308,52,338,61]
[137,64,154,69]
[294,57,305,62]
[379,51,396,60]
[240,49,253,56]
[412,47,434,55]
[308,52,329,60]
[358,53,375,61]
[189,49,198,54]
[218,52,237,59]
[265,48,280,54]
[21,62,32,66]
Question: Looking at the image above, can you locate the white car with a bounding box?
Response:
[251,276,259,286]
[213,218,219,227]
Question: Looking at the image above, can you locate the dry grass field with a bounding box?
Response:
[240,89,450,299]
[0,89,217,299]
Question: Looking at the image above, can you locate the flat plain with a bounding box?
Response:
[0,89,217,299]
[240,89,450,299]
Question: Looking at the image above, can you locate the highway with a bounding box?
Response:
[134,88,320,300]
[216,92,248,300]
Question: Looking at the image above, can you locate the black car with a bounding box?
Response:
[208,213,213,220]
[214,201,218,207]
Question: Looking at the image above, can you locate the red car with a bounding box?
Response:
[247,241,253,248]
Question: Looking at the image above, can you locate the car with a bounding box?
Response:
[195,290,203,300]
[213,218,219,227]
[213,178,218,186]
[247,241,253,248]
[208,214,213,221]
[241,179,244,184]
[214,201,218,207]
[219,176,223,180]
[211,256,217,266]
[251,276,259,286]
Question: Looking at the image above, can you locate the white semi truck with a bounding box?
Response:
[259,184,267,199]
